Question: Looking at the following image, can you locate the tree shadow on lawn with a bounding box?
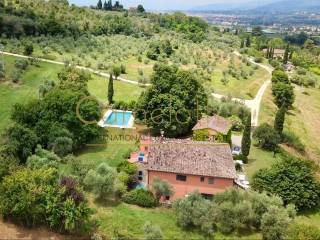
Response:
[298,206,320,218]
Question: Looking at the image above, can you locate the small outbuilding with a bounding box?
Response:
[192,115,232,144]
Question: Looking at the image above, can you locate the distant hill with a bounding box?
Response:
[191,0,279,11]
[254,0,320,12]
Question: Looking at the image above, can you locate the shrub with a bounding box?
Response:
[261,206,292,240]
[255,57,263,63]
[272,70,289,84]
[173,191,214,236]
[117,160,137,175]
[14,59,29,70]
[10,69,22,83]
[24,44,34,56]
[5,124,39,163]
[0,70,5,80]
[143,222,163,240]
[151,177,174,202]
[26,145,60,170]
[173,189,295,237]
[233,154,247,163]
[123,189,157,208]
[114,172,129,198]
[235,161,242,171]
[120,64,126,74]
[0,168,92,233]
[228,115,244,131]
[253,123,280,151]
[52,137,73,157]
[0,146,19,181]
[296,67,307,75]
[84,163,116,200]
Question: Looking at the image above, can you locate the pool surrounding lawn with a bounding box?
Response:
[98,110,134,128]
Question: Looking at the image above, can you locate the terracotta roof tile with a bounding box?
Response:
[192,115,232,134]
[146,142,236,179]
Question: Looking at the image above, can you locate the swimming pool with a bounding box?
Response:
[98,110,134,128]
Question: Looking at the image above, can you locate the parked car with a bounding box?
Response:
[232,146,241,156]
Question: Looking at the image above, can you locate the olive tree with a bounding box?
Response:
[84,163,116,200]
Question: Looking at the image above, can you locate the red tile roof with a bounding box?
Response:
[192,115,232,135]
[146,142,236,179]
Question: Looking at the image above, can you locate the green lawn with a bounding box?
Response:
[0,55,142,133]
[211,66,269,99]
[246,145,282,181]
[0,56,63,132]
[259,84,320,162]
[120,56,155,82]
[88,74,144,103]
[92,201,261,240]
[94,202,206,240]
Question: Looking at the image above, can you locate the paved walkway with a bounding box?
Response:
[1,50,273,126]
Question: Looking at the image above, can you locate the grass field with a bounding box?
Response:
[211,64,269,99]
[256,84,320,229]
[0,56,63,132]
[246,145,280,181]
[259,84,320,163]
[91,200,261,240]
[88,74,144,103]
[0,55,142,133]
[120,57,155,82]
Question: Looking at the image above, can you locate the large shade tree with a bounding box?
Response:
[252,156,320,211]
[272,82,295,109]
[6,67,102,161]
[136,64,207,137]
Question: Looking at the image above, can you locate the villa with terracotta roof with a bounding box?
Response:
[192,115,232,143]
[129,138,237,201]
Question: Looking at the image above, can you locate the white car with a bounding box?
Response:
[232,146,241,156]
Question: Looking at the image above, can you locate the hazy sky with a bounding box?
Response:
[69,0,260,10]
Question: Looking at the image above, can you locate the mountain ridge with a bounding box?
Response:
[254,0,320,12]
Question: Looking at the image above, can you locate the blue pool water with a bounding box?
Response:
[105,111,132,127]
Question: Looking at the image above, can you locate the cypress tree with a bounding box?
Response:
[246,36,251,47]
[103,0,108,10]
[283,44,290,64]
[240,39,244,48]
[97,0,102,9]
[266,47,270,58]
[274,104,286,136]
[269,47,274,59]
[241,114,252,162]
[108,74,114,104]
[289,50,293,60]
[107,0,112,10]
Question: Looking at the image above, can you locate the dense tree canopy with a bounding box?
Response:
[271,70,290,84]
[0,168,91,232]
[252,156,320,211]
[272,82,295,109]
[173,189,295,238]
[84,163,116,200]
[253,123,280,151]
[4,67,102,164]
[136,64,207,137]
